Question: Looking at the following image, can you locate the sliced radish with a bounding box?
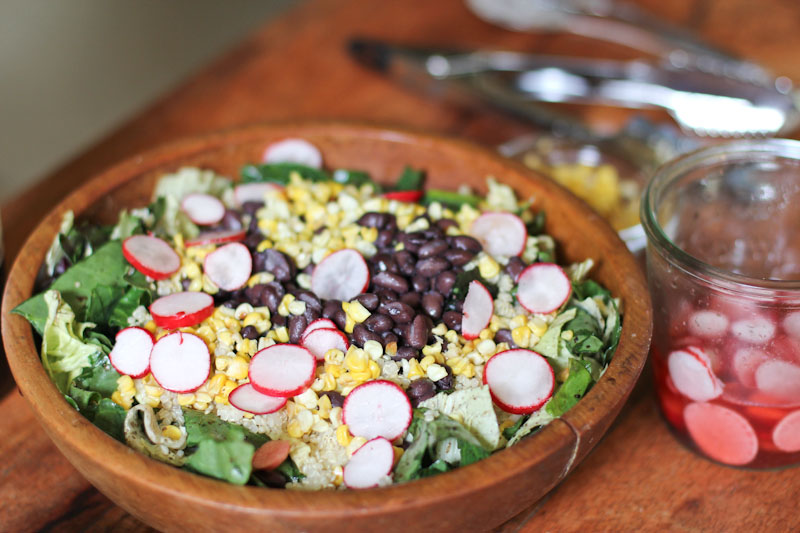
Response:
[731,316,776,344]
[684,402,758,465]
[516,263,571,314]
[731,347,769,388]
[311,249,369,301]
[248,344,316,398]
[483,349,555,414]
[773,410,800,452]
[383,190,423,203]
[180,193,226,226]
[150,291,214,329]
[784,312,800,338]
[234,182,282,206]
[754,360,800,401]
[185,229,246,248]
[149,332,211,393]
[667,347,723,402]
[302,328,349,361]
[462,280,493,340]
[343,437,394,489]
[302,318,338,339]
[252,440,292,471]
[469,212,527,257]
[343,380,412,441]
[229,383,287,415]
[203,242,252,291]
[122,235,180,280]
[687,310,729,338]
[109,327,154,378]
[263,138,323,168]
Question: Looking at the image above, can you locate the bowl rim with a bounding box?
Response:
[1,120,652,520]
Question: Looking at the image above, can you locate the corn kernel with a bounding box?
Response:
[384,341,398,357]
[407,358,425,379]
[278,294,295,317]
[275,326,290,343]
[444,330,459,344]
[369,360,381,379]
[111,390,131,409]
[178,394,196,406]
[476,339,496,356]
[117,375,135,393]
[324,348,345,365]
[344,315,356,334]
[431,323,447,336]
[217,329,234,346]
[422,342,442,357]
[363,340,383,360]
[561,330,574,341]
[226,356,249,381]
[256,239,273,252]
[478,255,500,279]
[346,301,371,323]
[393,446,405,464]
[317,394,332,419]
[144,320,157,334]
[479,328,492,340]
[202,274,219,294]
[426,363,448,382]
[162,425,182,441]
[510,314,527,329]
[529,317,548,338]
[330,406,343,426]
[215,356,230,371]
[213,394,229,405]
[287,419,305,439]
[336,424,352,446]
[145,385,164,398]
[333,466,344,487]
[347,436,367,456]
[288,300,307,316]
[419,355,436,371]
[295,389,318,410]
[512,326,532,348]
[325,364,343,379]
[345,347,370,372]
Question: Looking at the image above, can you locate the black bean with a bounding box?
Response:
[400,232,427,254]
[411,275,430,292]
[421,292,444,319]
[435,270,457,296]
[288,315,308,344]
[372,271,409,293]
[322,299,342,320]
[241,201,263,216]
[453,300,464,313]
[267,281,286,299]
[384,214,398,231]
[382,301,415,324]
[450,235,482,253]
[436,218,457,231]
[407,315,430,349]
[253,249,296,282]
[377,290,398,304]
[416,257,449,278]
[244,232,263,251]
[443,248,474,267]
[357,212,388,228]
[221,209,243,231]
[303,306,321,324]
[320,391,345,408]
[395,250,416,276]
[494,328,516,348]
[352,324,381,347]
[370,253,398,274]
[505,256,526,282]
[364,313,393,334]
[381,331,399,347]
[435,365,454,391]
[422,225,444,240]
[393,324,411,340]
[418,239,448,259]
[294,290,322,312]
[443,310,462,332]
[355,292,379,311]
[271,314,286,328]
[400,291,421,309]
[248,284,280,313]
[375,229,396,249]
[241,325,260,340]
[392,346,420,361]
[407,378,437,407]
[331,308,347,330]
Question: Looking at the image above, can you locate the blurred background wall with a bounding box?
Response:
[0,0,296,204]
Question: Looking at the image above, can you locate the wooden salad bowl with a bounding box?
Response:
[1,122,652,532]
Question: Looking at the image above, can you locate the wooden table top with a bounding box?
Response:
[3,0,800,530]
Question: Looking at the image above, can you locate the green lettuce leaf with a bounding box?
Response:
[546,359,594,418]
[92,398,127,442]
[183,409,268,448]
[393,166,425,191]
[184,431,255,485]
[532,307,577,372]
[241,163,330,185]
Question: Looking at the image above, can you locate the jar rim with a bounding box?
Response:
[641,138,800,294]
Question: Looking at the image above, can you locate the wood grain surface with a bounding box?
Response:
[2,0,800,531]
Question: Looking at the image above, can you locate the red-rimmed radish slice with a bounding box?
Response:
[684,402,758,465]
[755,360,800,401]
[343,437,394,489]
[687,310,729,338]
[149,332,211,393]
[109,327,153,378]
[302,328,349,361]
[469,212,527,257]
[185,229,246,247]
[234,182,282,206]
[262,138,322,168]
[382,190,423,203]
[311,249,369,301]
[122,235,180,280]
[343,380,412,441]
[667,347,722,402]
[731,347,769,388]
[180,193,225,226]
[253,440,292,471]
[150,291,214,329]
[462,280,493,340]
[784,312,800,338]
[249,344,316,398]
[204,242,252,292]
[516,263,571,314]
[483,349,555,414]
[229,383,287,415]
[731,317,776,344]
[772,410,800,452]
[302,318,338,339]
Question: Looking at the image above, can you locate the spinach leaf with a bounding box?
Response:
[73,356,121,397]
[419,459,450,478]
[502,416,529,441]
[183,409,268,448]
[85,285,126,326]
[572,279,611,301]
[109,286,152,329]
[393,166,425,191]
[526,211,546,236]
[275,458,305,483]
[546,359,594,418]
[184,430,255,485]
[241,163,330,185]
[422,189,481,209]
[428,414,490,467]
[67,385,101,413]
[394,410,432,483]
[92,398,127,442]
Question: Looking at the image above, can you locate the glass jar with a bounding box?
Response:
[642,139,800,468]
